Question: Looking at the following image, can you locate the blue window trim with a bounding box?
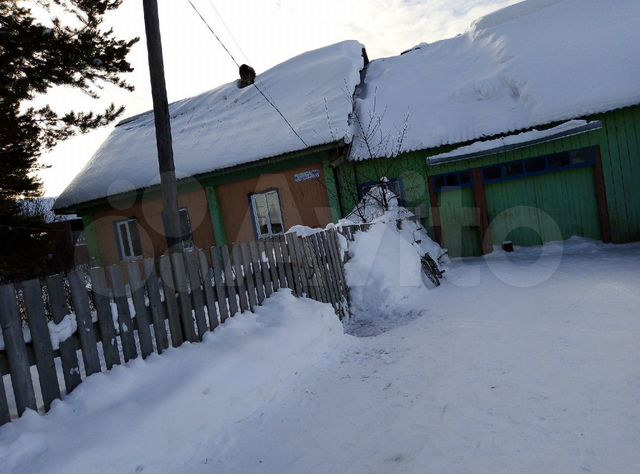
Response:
[433,146,597,192]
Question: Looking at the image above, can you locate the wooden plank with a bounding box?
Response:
[21,279,60,410]
[68,270,102,376]
[221,245,239,317]
[158,255,183,347]
[279,235,295,293]
[198,249,219,330]
[324,230,346,318]
[300,237,320,301]
[143,259,169,352]
[126,260,154,358]
[257,240,273,298]
[327,229,349,305]
[292,235,311,297]
[0,284,37,415]
[232,244,249,312]
[88,266,121,368]
[311,234,330,303]
[249,241,265,304]
[211,247,230,324]
[265,239,279,292]
[318,232,340,308]
[184,250,208,338]
[171,252,198,343]
[284,233,302,296]
[594,147,613,243]
[273,237,288,289]
[317,233,339,307]
[46,274,81,393]
[0,376,10,426]
[108,264,138,362]
[241,242,258,311]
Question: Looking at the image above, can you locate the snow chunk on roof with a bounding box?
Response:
[55,40,365,210]
[350,0,640,160]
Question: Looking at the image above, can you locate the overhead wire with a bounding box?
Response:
[185,0,309,148]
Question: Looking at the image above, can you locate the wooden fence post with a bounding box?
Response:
[159,254,183,347]
[211,246,231,323]
[68,270,102,376]
[88,266,121,369]
[197,249,219,330]
[21,279,61,410]
[144,258,169,352]
[108,264,138,362]
[184,250,208,338]
[46,274,81,393]
[0,284,37,416]
[170,252,198,343]
[126,260,155,358]
[231,244,249,312]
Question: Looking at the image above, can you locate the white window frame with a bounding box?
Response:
[250,190,284,238]
[115,218,142,260]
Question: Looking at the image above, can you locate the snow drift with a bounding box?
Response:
[0,291,343,473]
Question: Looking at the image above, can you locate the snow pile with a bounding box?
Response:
[55,40,365,209]
[0,290,343,472]
[350,0,640,159]
[0,314,77,351]
[344,216,442,336]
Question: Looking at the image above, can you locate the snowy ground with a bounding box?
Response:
[1,236,639,473]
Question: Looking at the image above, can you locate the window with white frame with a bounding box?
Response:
[250,190,284,238]
[115,218,142,260]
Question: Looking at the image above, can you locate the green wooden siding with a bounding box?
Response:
[438,188,481,257]
[485,167,601,247]
[428,105,640,245]
[81,214,102,266]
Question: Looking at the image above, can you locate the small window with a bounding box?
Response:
[115,219,142,260]
[570,148,595,166]
[251,190,284,238]
[548,153,571,169]
[162,208,194,249]
[483,166,502,181]
[434,176,445,189]
[504,162,524,177]
[525,157,547,173]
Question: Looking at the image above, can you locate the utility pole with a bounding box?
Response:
[142,0,182,252]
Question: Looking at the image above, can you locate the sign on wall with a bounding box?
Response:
[294,169,321,183]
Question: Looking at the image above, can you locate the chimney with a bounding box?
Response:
[239,64,256,88]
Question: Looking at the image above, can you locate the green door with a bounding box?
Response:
[485,167,601,247]
[438,188,482,257]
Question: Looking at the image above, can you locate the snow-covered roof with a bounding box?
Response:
[350,0,640,160]
[55,40,365,210]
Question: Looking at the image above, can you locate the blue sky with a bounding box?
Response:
[38,0,519,196]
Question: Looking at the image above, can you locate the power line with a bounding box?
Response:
[204,0,250,64]
[185,0,309,148]
[186,0,241,68]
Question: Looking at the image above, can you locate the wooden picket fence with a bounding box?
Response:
[0,227,352,425]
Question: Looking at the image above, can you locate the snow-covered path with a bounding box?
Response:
[207,240,640,473]
[1,240,639,473]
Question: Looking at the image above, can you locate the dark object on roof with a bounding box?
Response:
[239,64,256,88]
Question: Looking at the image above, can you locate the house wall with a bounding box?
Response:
[83,187,214,266]
[336,105,640,255]
[214,162,332,244]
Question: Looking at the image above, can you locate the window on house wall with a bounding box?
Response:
[115,218,142,260]
[250,190,284,238]
[162,208,194,249]
[357,178,406,206]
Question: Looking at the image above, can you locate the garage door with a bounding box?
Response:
[484,149,601,247]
